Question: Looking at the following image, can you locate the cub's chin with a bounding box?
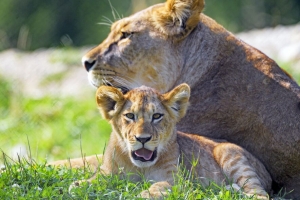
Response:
[130,148,158,168]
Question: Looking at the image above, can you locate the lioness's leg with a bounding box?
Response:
[213,143,271,199]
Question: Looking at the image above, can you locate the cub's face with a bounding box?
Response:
[96,84,190,168]
[116,87,174,168]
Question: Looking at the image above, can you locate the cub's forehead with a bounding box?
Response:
[126,86,161,101]
[123,86,163,110]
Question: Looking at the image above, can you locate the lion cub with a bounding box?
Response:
[89,84,271,198]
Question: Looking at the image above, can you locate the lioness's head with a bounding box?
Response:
[83,0,204,93]
[96,83,190,168]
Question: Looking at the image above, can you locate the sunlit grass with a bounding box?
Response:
[0,155,268,200]
[0,156,90,199]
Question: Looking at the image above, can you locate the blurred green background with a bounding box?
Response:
[0,0,299,164]
[1,0,300,51]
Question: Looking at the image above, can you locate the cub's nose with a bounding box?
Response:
[82,56,96,72]
[135,136,152,144]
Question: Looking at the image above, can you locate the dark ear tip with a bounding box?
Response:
[180,22,186,29]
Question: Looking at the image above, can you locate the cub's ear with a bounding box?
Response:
[162,83,190,121]
[96,86,125,120]
[153,0,204,38]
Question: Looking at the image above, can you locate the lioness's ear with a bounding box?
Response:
[154,0,204,38]
[96,86,125,120]
[162,83,190,121]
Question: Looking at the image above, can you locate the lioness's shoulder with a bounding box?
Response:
[177,131,227,150]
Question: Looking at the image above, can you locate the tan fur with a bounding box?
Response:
[81,0,300,197]
[64,84,270,199]
[49,155,102,172]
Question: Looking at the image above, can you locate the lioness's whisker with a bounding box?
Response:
[114,74,140,87]
[102,77,113,87]
[112,77,136,90]
[98,22,112,27]
[108,0,122,21]
[102,16,113,25]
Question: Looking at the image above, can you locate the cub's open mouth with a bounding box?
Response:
[132,148,157,162]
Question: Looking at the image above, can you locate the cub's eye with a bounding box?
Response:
[152,113,164,121]
[125,113,135,120]
[120,32,133,40]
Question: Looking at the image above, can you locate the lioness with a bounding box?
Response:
[66,84,271,199]
[81,0,300,197]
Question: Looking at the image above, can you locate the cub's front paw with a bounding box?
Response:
[68,180,80,194]
[139,189,166,199]
[140,190,151,199]
[68,180,90,195]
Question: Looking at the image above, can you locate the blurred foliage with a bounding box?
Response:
[0,0,299,51]
[0,76,111,162]
[204,0,300,32]
[49,48,84,66]
[280,62,300,84]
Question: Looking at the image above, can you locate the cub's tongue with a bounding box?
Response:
[134,148,153,160]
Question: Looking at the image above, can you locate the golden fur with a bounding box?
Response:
[56,84,270,198]
[80,0,300,197]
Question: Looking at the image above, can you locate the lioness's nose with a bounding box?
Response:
[82,56,96,72]
[135,136,152,144]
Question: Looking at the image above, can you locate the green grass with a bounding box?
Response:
[0,155,269,200]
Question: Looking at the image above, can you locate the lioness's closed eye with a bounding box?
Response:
[67,83,271,199]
